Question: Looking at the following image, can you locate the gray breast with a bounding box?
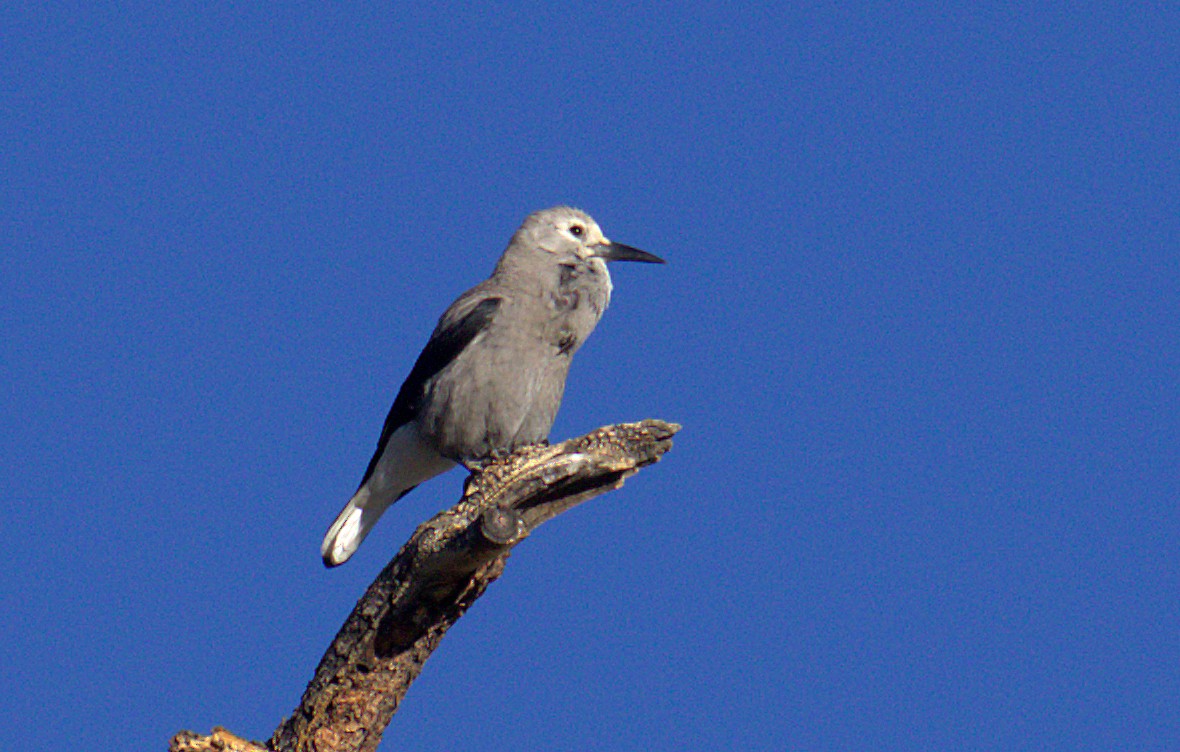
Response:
[416,258,611,463]
[548,260,610,356]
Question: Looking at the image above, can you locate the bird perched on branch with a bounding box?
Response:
[321,206,664,567]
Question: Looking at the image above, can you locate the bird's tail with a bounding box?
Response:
[320,485,414,567]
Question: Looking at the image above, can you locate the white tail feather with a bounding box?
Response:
[321,424,456,567]
[321,486,397,567]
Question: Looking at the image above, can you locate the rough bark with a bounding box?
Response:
[170,419,678,752]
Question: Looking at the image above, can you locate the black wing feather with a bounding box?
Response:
[357,296,501,487]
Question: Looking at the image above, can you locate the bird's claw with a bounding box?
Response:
[463,440,550,472]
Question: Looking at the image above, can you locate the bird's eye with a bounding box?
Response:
[569,224,584,237]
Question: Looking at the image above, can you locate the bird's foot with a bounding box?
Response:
[462,458,490,473]
[462,440,549,473]
[463,448,508,472]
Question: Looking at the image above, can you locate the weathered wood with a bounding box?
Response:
[170,727,267,752]
[170,419,678,752]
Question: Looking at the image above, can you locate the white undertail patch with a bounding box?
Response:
[321,423,455,566]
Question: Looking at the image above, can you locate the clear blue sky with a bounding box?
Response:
[3,3,1177,750]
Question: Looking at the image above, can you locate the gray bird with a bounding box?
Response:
[321,206,664,567]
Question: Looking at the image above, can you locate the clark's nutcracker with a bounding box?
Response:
[321,206,664,567]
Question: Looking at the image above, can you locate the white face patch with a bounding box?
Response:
[527,207,611,257]
[566,219,606,246]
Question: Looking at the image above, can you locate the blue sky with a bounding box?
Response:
[3,3,1178,750]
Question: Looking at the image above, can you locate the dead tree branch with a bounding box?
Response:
[171,418,679,752]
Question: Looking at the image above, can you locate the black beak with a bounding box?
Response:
[592,241,666,264]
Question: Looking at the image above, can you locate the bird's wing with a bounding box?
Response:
[356,292,502,488]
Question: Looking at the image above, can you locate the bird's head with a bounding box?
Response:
[516,206,665,266]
